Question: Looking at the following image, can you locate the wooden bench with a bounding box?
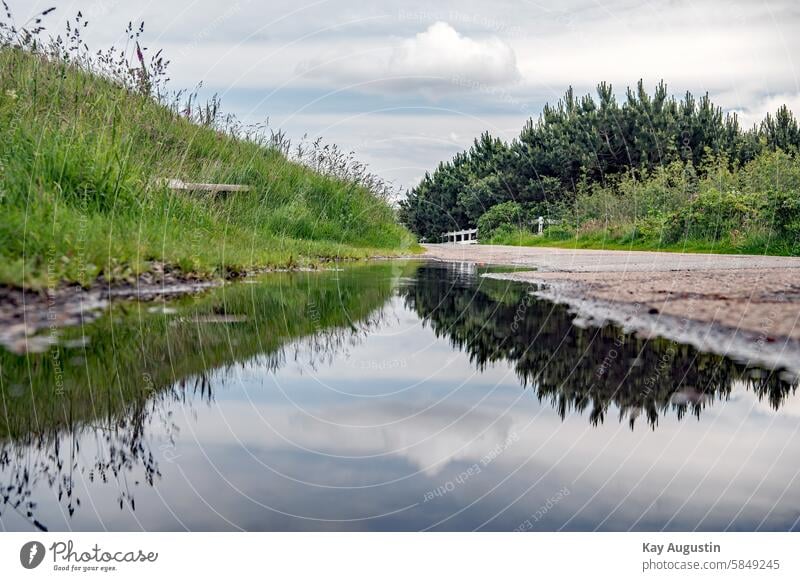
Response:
[160,178,250,194]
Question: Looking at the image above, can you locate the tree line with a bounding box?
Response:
[399,81,800,240]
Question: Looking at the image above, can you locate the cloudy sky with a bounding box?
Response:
[12,0,800,190]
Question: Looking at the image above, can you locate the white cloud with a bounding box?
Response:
[731,93,800,129]
[298,22,520,92]
[512,23,798,97]
[389,22,519,84]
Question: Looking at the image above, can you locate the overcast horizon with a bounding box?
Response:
[12,0,800,191]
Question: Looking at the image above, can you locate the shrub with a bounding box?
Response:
[664,189,763,243]
[738,149,800,195]
[477,201,525,240]
[575,161,697,225]
[769,191,800,238]
[543,224,576,240]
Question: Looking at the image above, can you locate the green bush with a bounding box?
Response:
[477,201,525,240]
[737,149,800,195]
[575,161,697,225]
[664,189,763,243]
[616,217,667,243]
[770,191,800,238]
[543,224,576,241]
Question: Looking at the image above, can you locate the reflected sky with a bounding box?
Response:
[1,262,798,531]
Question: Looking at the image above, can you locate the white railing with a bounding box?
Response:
[440,217,561,244]
[442,228,478,244]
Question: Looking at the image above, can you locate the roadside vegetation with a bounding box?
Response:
[0,7,414,289]
[400,82,800,255]
[484,150,800,254]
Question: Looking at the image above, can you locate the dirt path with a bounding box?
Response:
[422,243,800,273]
[423,244,800,375]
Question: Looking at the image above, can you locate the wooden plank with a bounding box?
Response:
[161,178,251,193]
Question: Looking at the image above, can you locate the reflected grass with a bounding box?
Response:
[0,262,416,441]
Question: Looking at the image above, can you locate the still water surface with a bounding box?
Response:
[1,261,798,531]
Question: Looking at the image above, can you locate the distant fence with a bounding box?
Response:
[442,228,478,244]
[440,217,560,244]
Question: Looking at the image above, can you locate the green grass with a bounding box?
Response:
[0,47,418,289]
[487,226,796,256]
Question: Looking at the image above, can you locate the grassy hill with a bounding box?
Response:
[0,45,415,289]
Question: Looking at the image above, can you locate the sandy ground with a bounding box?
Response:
[422,243,800,273]
[423,244,800,371]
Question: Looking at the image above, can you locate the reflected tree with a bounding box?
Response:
[402,263,797,428]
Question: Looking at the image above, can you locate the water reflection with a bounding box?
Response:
[0,261,798,531]
[0,265,397,530]
[403,263,796,427]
